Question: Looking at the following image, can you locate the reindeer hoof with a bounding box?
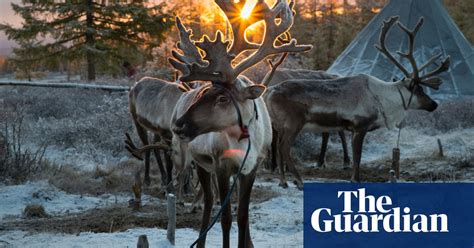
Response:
[278,182,289,189]
[350,177,360,183]
[294,181,304,191]
[343,161,351,169]
[317,161,326,168]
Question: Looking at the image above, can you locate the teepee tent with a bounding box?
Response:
[327,0,474,95]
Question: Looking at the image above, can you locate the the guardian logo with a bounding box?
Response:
[311,188,449,233]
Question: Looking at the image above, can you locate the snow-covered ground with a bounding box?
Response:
[0,180,304,247]
[0,181,131,221]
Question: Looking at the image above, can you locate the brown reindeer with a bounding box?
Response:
[263,68,351,178]
[128,78,180,186]
[265,16,450,185]
[168,0,311,247]
[127,17,206,187]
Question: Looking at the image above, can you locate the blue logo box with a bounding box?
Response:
[304,183,474,248]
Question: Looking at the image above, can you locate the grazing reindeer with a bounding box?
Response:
[128,78,180,186]
[263,68,351,177]
[127,17,204,187]
[265,16,450,184]
[168,0,311,247]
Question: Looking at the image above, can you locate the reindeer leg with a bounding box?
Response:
[277,132,288,188]
[164,149,174,186]
[196,166,213,248]
[134,120,151,186]
[238,168,256,248]
[152,134,167,186]
[282,131,304,190]
[318,132,329,168]
[211,173,219,205]
[190,181,203,213]
[184,165,195,195]
[270,128,279,172]
[351,130,367,182]
[216,168,232,248]
[339,131,351,168]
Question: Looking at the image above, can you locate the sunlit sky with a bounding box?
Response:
[0,0,359,56]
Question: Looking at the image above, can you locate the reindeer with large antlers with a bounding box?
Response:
[265,16,450,184]
[167,0,310,247]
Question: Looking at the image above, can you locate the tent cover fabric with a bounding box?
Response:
[327,0,474,95]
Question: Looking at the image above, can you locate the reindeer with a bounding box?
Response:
[262,67,351,177]
[127,17,204,187]
[265,16,450,185]
[128,78,180,186]
[167,0,311,247]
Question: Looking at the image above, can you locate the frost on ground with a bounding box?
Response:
[0,181,304,248]
[0,181,131,221]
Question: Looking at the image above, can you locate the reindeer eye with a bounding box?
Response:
[216,95,229,104]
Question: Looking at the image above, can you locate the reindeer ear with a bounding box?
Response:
[420,77,442,90]
[242,85,266,99]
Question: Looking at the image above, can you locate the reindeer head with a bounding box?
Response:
[170,0,311,141]
[375,16,450,112]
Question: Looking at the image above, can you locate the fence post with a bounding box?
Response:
[392,148,400,179]
[137,235,149,248]
[437,138,444,157]
[167,193,176,245]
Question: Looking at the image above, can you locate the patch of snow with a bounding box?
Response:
[0,181,131,220]
[361,127,474,163]
[0,180,306,247]
[42,145,124,171]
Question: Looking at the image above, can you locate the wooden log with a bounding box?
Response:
[0,81,130,92]
[392,148,400,179]
[137,235,149,248]
[167,193,176,245]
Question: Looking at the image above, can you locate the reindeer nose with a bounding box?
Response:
[173,117,189,136]
[172,124,185,135]
[174,117,185,130]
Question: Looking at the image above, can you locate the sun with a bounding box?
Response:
[240,0,256,19]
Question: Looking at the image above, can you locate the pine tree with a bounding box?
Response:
[0,0,174,81]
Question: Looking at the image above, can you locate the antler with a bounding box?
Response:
[395,18,424,79]
[231,0,311,81]
[262,32,292,86]
[125,133,169,161]
[169,0,311,84]
[215,0,262,57]
[169,17,207,78]
[375,16,410,77]
[375,16,450,90]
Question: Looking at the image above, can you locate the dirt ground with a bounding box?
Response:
[3,153,471,236]
[0,177,278,235]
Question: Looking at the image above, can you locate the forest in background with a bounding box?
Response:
[0,0,472,80]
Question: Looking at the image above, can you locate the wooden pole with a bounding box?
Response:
[392,148,400,179]
[0,81,130,92]
[167,193,176,245]
[137,235,149,248]
[437,138,444,157]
